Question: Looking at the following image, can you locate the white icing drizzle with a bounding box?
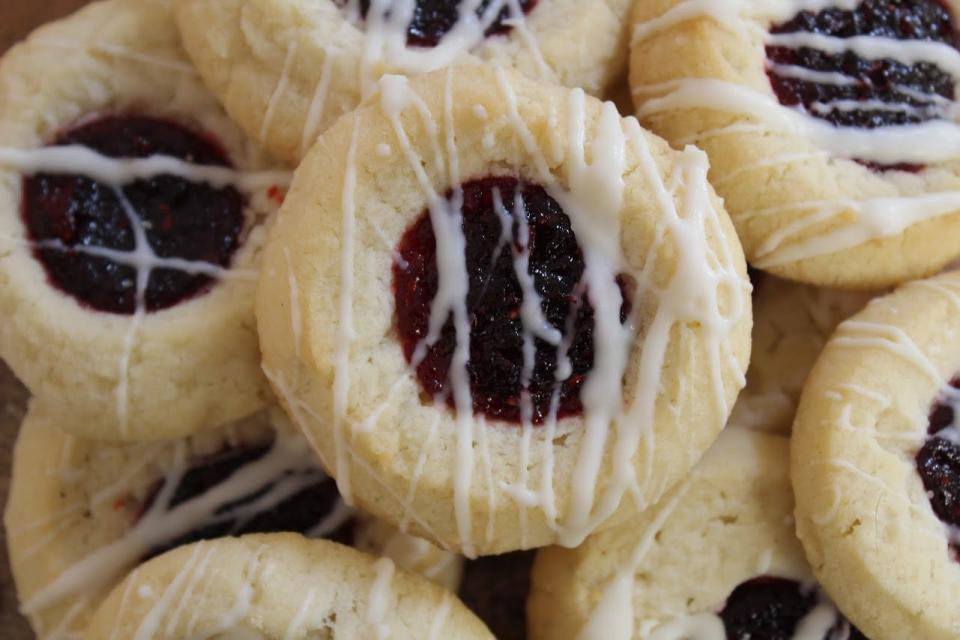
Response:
[262,42,300,143]
[22,435,348,617]
[0,146,291,191]
[365,557,396,640]
[629,0,960,265]
[352,0,544,97]
[831,320,941,383]
[302,50,339,157]
[426,592,454,640]
[332,115,362,506]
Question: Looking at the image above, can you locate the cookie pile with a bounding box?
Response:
[0,0,958,638]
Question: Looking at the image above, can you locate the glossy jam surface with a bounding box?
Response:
[140,444,352,561]
[393,177,628,425]
[22,115,245,314]
[766,0,959,130]
[458,550,535,640]
[720,577,866,639]
[348,0,538,47]
[917,376,960,554]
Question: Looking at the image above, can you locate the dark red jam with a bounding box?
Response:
[139,443,353,562]
[22,115,245,315]
[916,376,960,557]
[766,0,959,170]
[393,176,629,425]
[458,550,535,640]
[720,577,866,639]
[346,0,538,47]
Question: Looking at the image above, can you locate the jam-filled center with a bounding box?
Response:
[345,0,539,48]
[21,115,245,315]
[137,442,354,562]
[720,577,866,639]
[916,375,960,558]
[393,176,628,425]
[765,0,959,170]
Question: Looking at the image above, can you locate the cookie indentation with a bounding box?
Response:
[766,0,959,138]
[720,577,865,639]
[22,115,245,314]
[393,176,629,425]
[345,0,538,48]
[139,443,353,561]
[917,379,960,551]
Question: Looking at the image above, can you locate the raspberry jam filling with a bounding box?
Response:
[458,550,535,640]
[765,0,959,170]
[139,444,352,562]
[720,577,866,639]
[916,376,960,555]
[22,115,245,315]
[346,0,538,47]
[393,176,629,425]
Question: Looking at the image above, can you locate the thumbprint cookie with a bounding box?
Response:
[257,65,752,556]
[729,273,876,434]
[630,0,960,289]
[529,430,867,640]
[793,270,960,639]
[84,533,492,640]
[0,0,291,442]
[173,0,633,164]
[4,404,460,638]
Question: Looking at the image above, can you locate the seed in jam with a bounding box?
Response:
[344,0,539,48]
[458,550,535,640]
[916,376,960,554]
[140,444,353,562]
[766,0,960,132]
[720,577,866,639]
[22,115,245,315]
[392,176,629,425]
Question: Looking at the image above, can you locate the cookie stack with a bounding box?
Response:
[0,0,958,638]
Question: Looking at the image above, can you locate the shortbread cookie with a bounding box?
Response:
[630,0,960,288]
[257,65,752,555]
[174,0,633,163]
[0,0,291,441]
[4,404,460,639]
[729,274,875,434]
[84,533,490,639]
[793,270,960,639]
[529,430,866,639]
[459,550,536,640]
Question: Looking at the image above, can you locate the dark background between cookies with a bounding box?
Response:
[1,4,93,639]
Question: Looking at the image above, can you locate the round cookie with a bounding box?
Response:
[792,270,960,639]
[0,0,291,441]
[629,0,960,288]
[729,274,875,434]
[529,430,866,639]
[257,64,752,556]
[4,403,460,639]
[84,533,492,639]
[174,0,633,164]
